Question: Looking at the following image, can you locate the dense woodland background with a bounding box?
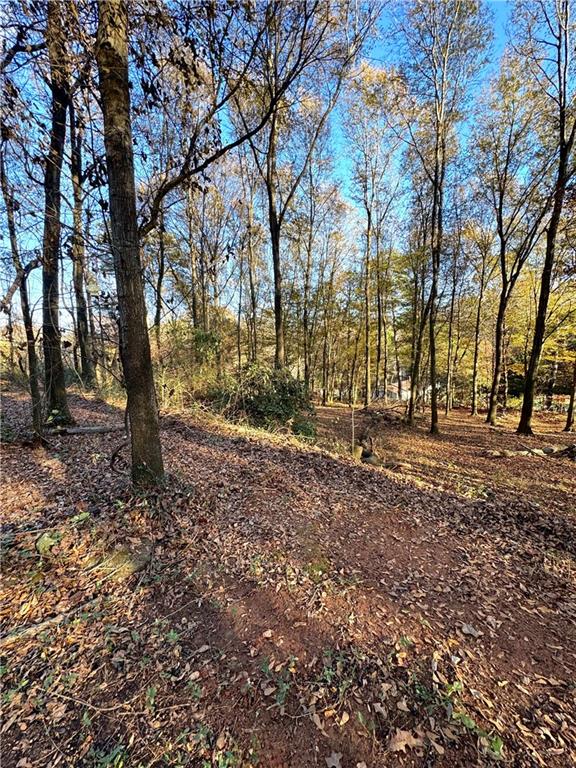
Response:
[1,0,575,483]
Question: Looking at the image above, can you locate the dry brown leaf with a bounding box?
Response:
[389,728,424,752]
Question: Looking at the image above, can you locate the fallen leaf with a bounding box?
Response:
[389,728,424,752]
[325,752,342,768]
[460,623,482,638]
[396,697,410,712]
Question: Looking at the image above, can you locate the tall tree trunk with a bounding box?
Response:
[564,360,575,432]
[42,0,72,424]
[486,283,508,426]
[265,111,285,369]
[0,152,43,433]
[96,0,164,485]
[186,186,199,328]
[199,188,209,332]
[471,257,486,416]
[501,337,509,412]
[429,148,444,435]
[445,251,457,415]
[69,97,95,388]
[518,145,573,433]
[246,199,258,362]
[374,231,382,398]
[154,207,166,355]
[391,305,402,401]
[363,211,372,407]
[303,240,312,389]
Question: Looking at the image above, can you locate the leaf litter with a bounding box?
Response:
[1,392,575,767]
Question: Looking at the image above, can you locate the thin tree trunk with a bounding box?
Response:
[471,257,486,416]
[374,230,382,398]
[564,360,575,432]
[391,305,402,401]
[364,212,371,407]
[96,0,164,485]
[0,153,43,432]
[237,250,243,371]
[445,251,457,415]
[246,198,258,362]
[69,97,95,388]
[487,285,508,426]
[42,0,72,424]
[429,150,444,435]
[265,111,285,369]
[154,206,166,355]
[186,186,199,328]
[518,146,573,433]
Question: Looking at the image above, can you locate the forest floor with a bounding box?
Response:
[1,389,575,768]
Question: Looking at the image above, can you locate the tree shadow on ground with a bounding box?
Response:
[2,393,575,766]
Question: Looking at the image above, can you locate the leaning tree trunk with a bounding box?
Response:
[42,0,72,424]
[96,0,164,485]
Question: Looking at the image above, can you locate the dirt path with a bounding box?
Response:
[1,392,575,767]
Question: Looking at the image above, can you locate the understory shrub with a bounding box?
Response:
[209,363,316,435]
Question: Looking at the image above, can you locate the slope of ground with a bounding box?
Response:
[1,391,575,768]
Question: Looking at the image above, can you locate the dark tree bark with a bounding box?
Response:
[96,0,164,485]
[517,0,575,435]
[487,288,507,426]
[69,96,95,388]
[471,246,488,416]
[153,207,166,355]
[518,136,574,433]
[265,111,286,368]
[42,0,72,424]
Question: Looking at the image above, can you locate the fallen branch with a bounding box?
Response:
[47,424,126,435]
[484,443,575,459]
[0,598,102,650]
[110,439,129,475]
